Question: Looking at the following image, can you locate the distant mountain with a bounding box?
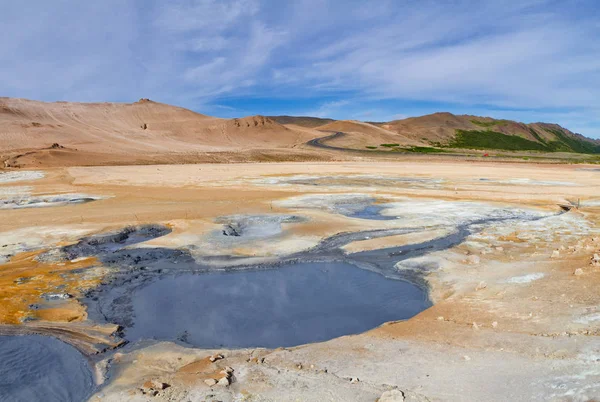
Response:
[268,115,335,128]
[2,97,598,168]
[304,112,599,154]
[0,98,325,167]
[377,113,600,154]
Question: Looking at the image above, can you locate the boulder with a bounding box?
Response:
[378,390,405,401]
[217,376,230,387]
[204,378,217,386]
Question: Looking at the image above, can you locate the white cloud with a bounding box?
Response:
[0,0,598,137]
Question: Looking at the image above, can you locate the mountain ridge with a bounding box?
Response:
[1,97,599,168]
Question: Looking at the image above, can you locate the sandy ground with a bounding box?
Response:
[1,161,600,401]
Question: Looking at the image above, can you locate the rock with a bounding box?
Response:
[43,293,73,301]
[204,378,217,386]
[476,281,487,291]
[574,268,584,276]
[217,376,230,387]
[141,123,147,130]
[224,366,234,374]
[472,322,480,330]
[350,377,359,384]
[467,255,480,264]
[551,250,560,258]
[436,316,444,321]
[463,355,471,361]
[495,246,504,252]
[492,321,498,328]
[143,380,169,391]
[209,353,224,363]
[378,389,405,401]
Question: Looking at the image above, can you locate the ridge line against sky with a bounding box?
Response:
[1,0,599,137]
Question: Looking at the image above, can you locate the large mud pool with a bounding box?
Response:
[0,195,565,400]
[119,262,428,348]
[0,335,94,402]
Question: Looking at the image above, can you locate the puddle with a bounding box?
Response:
[278,194,398,220]
[36,224,172,263]
[256,175,443,189]
[498,178,578,186]
[0,194,104,210]
[0,335,94,402]
[0,171,44,183]
[114,261,428,348]
[214,214,305,238]
[347,204,396,221]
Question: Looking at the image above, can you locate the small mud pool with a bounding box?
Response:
[115,262,428,348]
[0,335,94,402]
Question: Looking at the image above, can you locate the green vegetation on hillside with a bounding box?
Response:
[380,143,400,147]
[403,146,447,153]
[365,146,378,149]
[448,127,600,154]
[528,127,546,144]
[543,128,600,154]
[470,119,509,128]
[449,130,548,151]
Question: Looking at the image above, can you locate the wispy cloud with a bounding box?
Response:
[0,0,598,136]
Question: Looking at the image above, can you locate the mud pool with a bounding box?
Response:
[117,262,428,348]
[0,335,94,402]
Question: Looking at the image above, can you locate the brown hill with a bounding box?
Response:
[378,113,600,153]
[315,120,426,149]
[269,116,335,128]
[0,98,325,167]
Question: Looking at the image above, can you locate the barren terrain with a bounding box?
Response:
[1,160,600,401]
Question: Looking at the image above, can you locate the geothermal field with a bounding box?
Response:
[1,158,600,401]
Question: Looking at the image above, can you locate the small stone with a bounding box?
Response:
[467,255,480,265]
[492,321,498,328]
[152,381,168,390]
[495,247,504,252]
[297,363,303,370]
[436,316,444,321]
[350,377,359,384]
[472,322,479,330]
[476,281,487,291]
[574,268,584,276]
[217,377,230,387]
[224,366,234,374]
[463,355,471,361]
[379,389,405,401]
[551,250,560,258]
[204,378,217,386]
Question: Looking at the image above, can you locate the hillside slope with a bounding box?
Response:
[269,116,335,128]
[0,98,325,167]
[314,120,426,149]
[379,113,600,153]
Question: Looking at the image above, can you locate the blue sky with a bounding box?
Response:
[1,0,599,137]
